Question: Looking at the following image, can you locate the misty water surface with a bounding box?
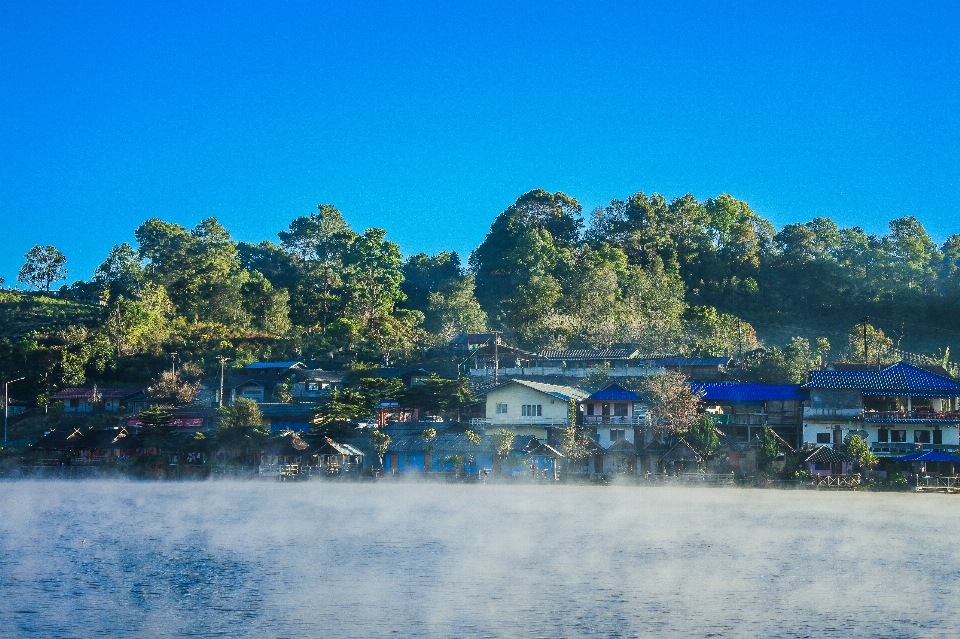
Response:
[0,480,956,638]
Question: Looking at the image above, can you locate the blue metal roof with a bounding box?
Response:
[803,362,960,395]
[587,383,641,401]
[691,383,807,402]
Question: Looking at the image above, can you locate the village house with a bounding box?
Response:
[801,362,960,470]
[480,379,589,441]
[290,370,347,401]
[692,382,807,449]
[582,382,647,448]
[50,387,144,413]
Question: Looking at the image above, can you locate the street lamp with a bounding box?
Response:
[4,376,26,445]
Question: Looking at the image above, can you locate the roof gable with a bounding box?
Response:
[587,382,641,402]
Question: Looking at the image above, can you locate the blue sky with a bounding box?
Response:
[1,0,958,284]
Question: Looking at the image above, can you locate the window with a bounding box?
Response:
[610,429,626,442]
[521,404,542,417]
[934,430,943,445]
[307,382,318,391]
[496,402,508,415]
[586,403,595,416]
[891,430,907,443]
[614,403,628,417]
[814,461,831,471]
[816,432,831,444]
[877,428,888,443]
[915,430,931,444]
[69,399,79,408]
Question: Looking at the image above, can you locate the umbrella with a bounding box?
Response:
[891,450,960,463]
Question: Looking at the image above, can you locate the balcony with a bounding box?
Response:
[862,411,960,424]
[584,415,645,426]
[870,443,960,455]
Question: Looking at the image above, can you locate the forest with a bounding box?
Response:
[2,188,959,405]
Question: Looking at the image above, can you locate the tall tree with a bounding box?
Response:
[18,245,68,291]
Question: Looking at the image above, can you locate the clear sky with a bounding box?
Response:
[1,0,958,284]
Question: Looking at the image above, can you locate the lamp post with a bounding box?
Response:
[4,376,26,445]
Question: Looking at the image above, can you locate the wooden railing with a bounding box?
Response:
[915,475,960,492]
[811,474,861,488]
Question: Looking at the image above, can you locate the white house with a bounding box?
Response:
[801,362,960,464]
[482,379,589,441]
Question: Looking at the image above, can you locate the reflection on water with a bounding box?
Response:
[1,481,958,638]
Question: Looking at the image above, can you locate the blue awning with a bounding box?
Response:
[890,450,960,463]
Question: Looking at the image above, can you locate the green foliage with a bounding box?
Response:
[18,245,68,292]
[743,336,830,384]
[688,414,720,456]
[464,429,482,446]
[215,398,269,461]
[844,433,879,469]
[370,429,391,465]
[756,426,781,470]
[492,429,515,459]
[559,398,590,464]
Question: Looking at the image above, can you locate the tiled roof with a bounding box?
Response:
[661,438,702,463]
[496,379,590,402]
[244,361,305,370]
[651,356,733,367]
[691,382,807,402]
[50,387,143,400]
[803,362,960,395]
[799,445,854,464]
[539,349,640,361]
[605,438,637,453]
[587,382,641,402]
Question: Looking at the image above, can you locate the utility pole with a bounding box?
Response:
[170,352,178,377]
[4,377,26,445]
[217,356,231,408]
[860,317,870,365]
[493,331,501,386]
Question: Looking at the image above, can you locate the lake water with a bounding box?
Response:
[0,480,957,638]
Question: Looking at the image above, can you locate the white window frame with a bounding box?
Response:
[521,404,542,417]
[496,402,508,415]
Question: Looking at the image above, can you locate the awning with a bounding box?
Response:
[890,450,960,463]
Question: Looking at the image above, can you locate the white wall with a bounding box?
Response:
[485,384,570,426]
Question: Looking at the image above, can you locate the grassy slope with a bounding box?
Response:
[0,291,103,338]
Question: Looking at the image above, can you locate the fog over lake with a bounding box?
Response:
[0,481,956,638]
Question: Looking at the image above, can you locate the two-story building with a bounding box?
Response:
[692,382,807,449]
[481,379,589,441]
[801,362,960,464]
[582,382,647,448]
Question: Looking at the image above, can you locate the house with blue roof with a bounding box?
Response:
[583,382,647,448]
[801,362,960,462]
[691,382,807,449]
